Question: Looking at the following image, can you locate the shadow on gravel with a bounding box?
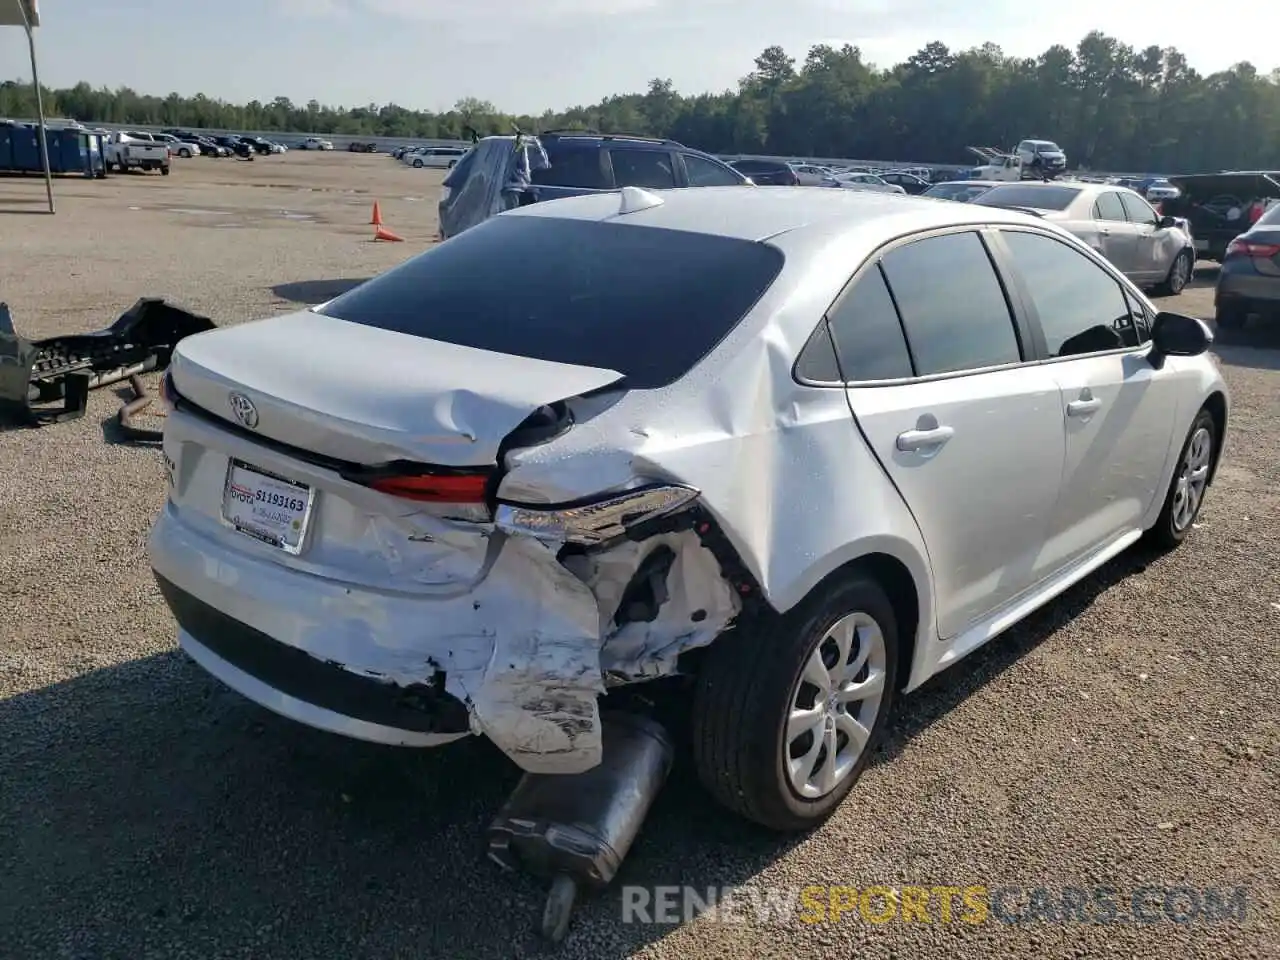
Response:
[0,545,1161,959]
[271,277,370,304]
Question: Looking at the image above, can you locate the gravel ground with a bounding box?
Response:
[0,154,1276,960]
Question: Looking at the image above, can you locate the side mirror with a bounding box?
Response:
[1150,311,1212,367]
[1158,214,1177,229]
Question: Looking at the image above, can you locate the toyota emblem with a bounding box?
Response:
[228,392,259,429]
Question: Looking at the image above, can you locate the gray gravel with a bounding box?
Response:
[0,155,1276,960]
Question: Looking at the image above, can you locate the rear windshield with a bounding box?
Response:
[317,215,785,389]
[975,185,1081,211]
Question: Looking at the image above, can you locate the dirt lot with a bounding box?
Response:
[0,154,1276,960]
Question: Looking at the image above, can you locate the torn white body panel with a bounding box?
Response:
[151,408,743,773]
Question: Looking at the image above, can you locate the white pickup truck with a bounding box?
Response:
[103,132,171,175]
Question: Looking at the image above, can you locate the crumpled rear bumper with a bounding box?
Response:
[149,502,611,774]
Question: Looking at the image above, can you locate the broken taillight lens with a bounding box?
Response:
[366,471,490,503]
[496,484,699,547]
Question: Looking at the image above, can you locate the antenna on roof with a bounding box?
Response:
[615,186,665,215]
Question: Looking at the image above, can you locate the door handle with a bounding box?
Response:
[896,426,954,451]
[1099,227,1111,235]
[1067,398,1102,417]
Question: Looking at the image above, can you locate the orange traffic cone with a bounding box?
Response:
[370,201,382,225]
[374,225,404,242]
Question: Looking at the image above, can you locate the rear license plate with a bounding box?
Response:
[221,459,315,554]
[1195,238,1208,251]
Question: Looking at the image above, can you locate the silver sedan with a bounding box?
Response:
[974,181,1196,295]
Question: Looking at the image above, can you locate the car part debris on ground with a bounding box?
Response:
[117,373,166,443]
[0,297,215,426]
[487,712,674,944]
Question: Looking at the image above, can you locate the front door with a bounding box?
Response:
[994,228,1178,573]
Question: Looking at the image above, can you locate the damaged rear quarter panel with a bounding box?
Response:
[501,222,935,624]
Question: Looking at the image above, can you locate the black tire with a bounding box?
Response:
[413,159,423,168]
[1145,408,1217,551]
[1215,302,1247,330]
[161,165,170,176]
[691,572,899,831]
[1155,249,1193,296]
[179,148,191,158]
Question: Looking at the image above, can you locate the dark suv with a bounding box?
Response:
[528,131,748,202]
[726,158,800,186]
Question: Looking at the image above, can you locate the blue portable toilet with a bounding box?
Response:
[0,121,14,170]
[10,123,40,172]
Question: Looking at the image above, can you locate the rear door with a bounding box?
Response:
[606,147,678,189]
[1091,190,1138,274]
[992,227,1178,574]
[841,229,1065,639]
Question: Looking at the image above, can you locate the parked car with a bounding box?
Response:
[102,132,170,175]
[1141,178,1180,202]
[296,137,334,150]
[348,141,379,153]
[148,186,1226,833]
[406,146,467,169]
[921,180,999,203]
[727,158,800,185]
[835,172,907,195]
[1163,171,1280,261]
[239,136,274,155]
[437,133,752,240]
[1214,200,1280,328]
[973,181,1196,295]
[164,130,229,156]
[1014,139,1069,177]
[213,136,255,159]
[878,171,932,195]
[147,132,202,158]
[791,163,840,187]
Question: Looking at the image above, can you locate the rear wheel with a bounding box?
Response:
[1145,408,1216,551]
[691,572,898,831]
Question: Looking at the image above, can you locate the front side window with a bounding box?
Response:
[880,232,1022,376]
[999,230,1137,356]
[610,149,676,188]
[532,147,610,189]
[1119,191,1159,227]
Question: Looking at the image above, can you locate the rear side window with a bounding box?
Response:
[317,216,784,390]
[880,232,1022,376]
[610,149,675,189]
[683,153,742,187]
[824,266,914,381]
[999,230,1135,356]
[1094,191,1126,222]
[532,147,609,189]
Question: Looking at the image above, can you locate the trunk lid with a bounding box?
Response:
[169,310,625,467]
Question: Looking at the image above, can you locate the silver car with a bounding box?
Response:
[974,181,1196,295]
[835,172,907,194]
[149,186,1227,831]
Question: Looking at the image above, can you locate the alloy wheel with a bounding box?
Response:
[1171,426,1212,532]
[785,611,887,799]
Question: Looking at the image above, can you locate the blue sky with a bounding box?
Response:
[1,1,1275,116]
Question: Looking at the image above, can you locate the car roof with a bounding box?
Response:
[503,185,1046,243]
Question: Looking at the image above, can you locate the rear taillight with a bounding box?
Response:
[1249,202,1265,223]
[365,471,491,503]
[1225,239,1280,259]
[496,484,699,547]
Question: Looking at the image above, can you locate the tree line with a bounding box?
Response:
[2,31,1278,173]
